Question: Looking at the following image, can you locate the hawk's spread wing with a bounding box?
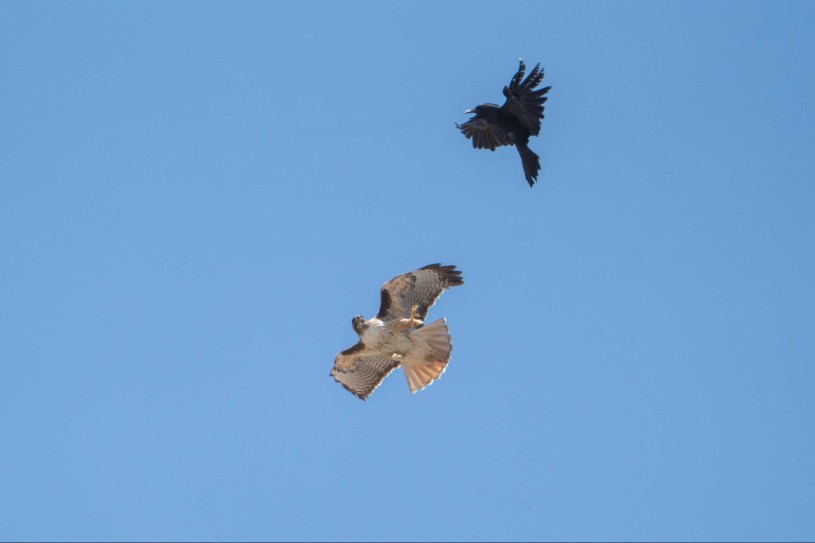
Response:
[501,60,551,136]
[376,263,464,322]
[330,343,400,401]
[456,116,512,151]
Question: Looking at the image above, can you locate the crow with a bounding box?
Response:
[456,60,551,187]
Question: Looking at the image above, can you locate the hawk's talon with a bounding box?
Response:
[407,304,424,327]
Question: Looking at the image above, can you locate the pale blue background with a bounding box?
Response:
[1,1,813,541]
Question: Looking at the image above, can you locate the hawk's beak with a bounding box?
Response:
[464,109,475,115]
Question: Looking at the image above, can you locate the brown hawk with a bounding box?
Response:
[330,263,464,400]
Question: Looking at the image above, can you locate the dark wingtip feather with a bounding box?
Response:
[522,64,542,89]
[510,60,526,90]
[420,263,464,286]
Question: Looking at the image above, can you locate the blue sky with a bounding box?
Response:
[1,1,814,541]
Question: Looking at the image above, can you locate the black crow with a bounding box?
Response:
[457,60,551,187]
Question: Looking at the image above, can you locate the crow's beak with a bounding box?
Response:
[464,109,475,115]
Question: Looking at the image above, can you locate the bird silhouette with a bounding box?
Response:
[457,60,551,187]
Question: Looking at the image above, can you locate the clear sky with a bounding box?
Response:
[1,1,814,541]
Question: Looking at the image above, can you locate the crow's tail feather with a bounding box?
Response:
[516,143,540,187]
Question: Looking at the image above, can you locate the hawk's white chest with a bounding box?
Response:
[361,318,413,355]
[360,318,386,343]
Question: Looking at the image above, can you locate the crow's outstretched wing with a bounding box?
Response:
[501,60,551,136]
[456,116,512,151]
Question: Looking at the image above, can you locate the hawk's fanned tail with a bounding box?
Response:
[402,318,452,393]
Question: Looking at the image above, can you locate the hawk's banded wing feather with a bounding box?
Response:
[501,60,551,136]
[330,343,400,401]
[376,263,463,322]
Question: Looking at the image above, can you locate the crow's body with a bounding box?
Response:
[457,60,551,187]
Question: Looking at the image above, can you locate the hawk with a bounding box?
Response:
[457,59,552,187]
[330,263,464,400]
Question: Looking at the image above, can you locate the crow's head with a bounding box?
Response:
[464,104,501,117]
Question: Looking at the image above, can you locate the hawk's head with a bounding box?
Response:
[352,315,365,335]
